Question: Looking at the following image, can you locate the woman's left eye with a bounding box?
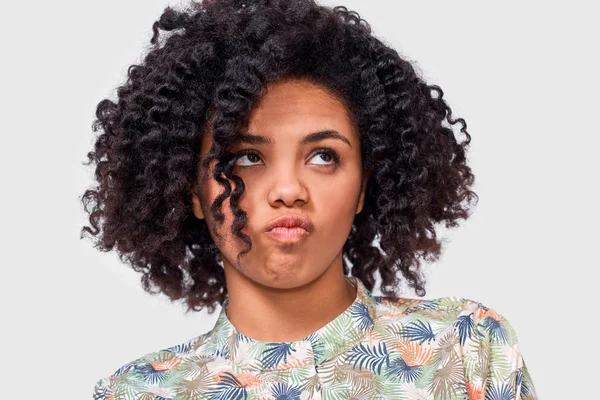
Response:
[310,149,340,165]
[234,149,339,167]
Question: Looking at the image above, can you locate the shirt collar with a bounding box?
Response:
[205,275,378,371]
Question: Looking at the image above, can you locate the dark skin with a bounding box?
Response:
[191,79,370,342]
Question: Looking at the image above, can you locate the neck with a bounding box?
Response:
[222,254,356,342]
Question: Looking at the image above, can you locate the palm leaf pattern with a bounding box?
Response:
[346,342,390,374]
[397,319,436,345]
[430,351,465,399]
[301,331,326,362]
[261,343,296,369]
[133,362,170,385]
[172,367,215,399]
[385,356,422,382]
[92,276,537,399]
[519,366,537,398]
[454,312,477,346]
[479,315,508,345]
[162,340,193,354]
[206,371,248,400]
[485,382,514,400]
[271,381,302,400]
[350,301,374,331]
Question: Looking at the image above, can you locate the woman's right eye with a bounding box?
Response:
[234,150,262,167]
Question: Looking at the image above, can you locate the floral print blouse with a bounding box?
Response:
[93,275,537,399]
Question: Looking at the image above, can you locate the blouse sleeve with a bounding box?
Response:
[460,304,538,400]
[92,376,111,400]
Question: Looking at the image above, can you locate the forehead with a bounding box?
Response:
[246,79,358,141]
[200,79,359,152]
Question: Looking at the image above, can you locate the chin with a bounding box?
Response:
[232,250,326,290]
[255,267,318,291]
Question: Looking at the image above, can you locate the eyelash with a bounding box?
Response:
[233,148,340,167]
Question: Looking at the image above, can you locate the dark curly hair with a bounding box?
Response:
[81,0,478,314]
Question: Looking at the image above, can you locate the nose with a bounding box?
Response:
[266,165,309,207]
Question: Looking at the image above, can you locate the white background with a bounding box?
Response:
[1,0,597,398]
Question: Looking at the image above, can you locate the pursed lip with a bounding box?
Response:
[265,215,314,233]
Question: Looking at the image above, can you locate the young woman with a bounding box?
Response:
[83,0,537,399]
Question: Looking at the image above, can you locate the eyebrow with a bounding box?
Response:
[234,129,352,148]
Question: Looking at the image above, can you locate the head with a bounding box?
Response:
[191,78,368,291]
[81,0,478,313]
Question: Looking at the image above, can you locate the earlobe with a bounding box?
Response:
[356,198,364,214]
[191,192,205,220]
[356,175,369,214]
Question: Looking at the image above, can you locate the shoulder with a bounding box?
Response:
[366,295,537,398]
[371,294,521,347]
[372,293,484,322]
[92,331,217,399]
[373,293,509,319]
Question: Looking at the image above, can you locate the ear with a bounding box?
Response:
[191,190,205,220]
[356,170,371,215]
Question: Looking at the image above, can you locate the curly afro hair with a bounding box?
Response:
[81,0,478,314]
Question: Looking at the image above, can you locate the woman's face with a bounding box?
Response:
[191,79,369,290]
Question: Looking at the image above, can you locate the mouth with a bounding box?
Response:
[264,214,313,244]
[265,227,310,244]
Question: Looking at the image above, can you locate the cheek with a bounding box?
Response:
[320,182,359,219]
[311,176,361,233]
